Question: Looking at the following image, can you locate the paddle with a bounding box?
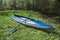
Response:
[8,12,33,35]
[8,23,21,34]
[29,12,32,17]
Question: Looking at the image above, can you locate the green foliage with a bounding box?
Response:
[0,0,60,16]
[35,0,60,15]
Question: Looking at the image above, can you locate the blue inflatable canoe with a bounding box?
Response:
[12,14,55,31]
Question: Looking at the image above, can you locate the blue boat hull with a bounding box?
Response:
[12,14,55,32]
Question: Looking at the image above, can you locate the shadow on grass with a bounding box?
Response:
[55,17,60,24]
[25,25,60,37]
[0,11,9,16]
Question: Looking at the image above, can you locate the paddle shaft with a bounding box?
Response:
[9,12,33,34]
[29,13,32,17]
[9,18,27,34]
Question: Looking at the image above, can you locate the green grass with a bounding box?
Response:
[0,10,60,40]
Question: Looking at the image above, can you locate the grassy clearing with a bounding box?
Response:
[0,10,60,40]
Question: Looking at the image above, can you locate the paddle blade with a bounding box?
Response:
[8,27,17,35]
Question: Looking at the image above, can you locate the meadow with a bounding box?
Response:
[0,10,60,40]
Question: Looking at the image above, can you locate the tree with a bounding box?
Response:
[0,0,3,10]
[35,0,60,15]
